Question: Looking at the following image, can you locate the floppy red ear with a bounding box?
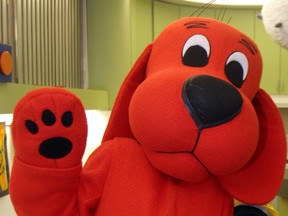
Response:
[102,44,152,143]
[218,89,287,204]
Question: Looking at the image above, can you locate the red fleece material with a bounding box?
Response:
[10,17,286,216]
[11,138,234,216]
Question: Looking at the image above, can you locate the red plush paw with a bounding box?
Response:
[12,88,87,168]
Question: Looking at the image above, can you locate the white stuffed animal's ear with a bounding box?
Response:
[257,14,263,20]
[218,89,287,204]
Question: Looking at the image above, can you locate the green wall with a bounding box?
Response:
[0,83,109,114]
[87,0,152,108]
[87,0,288,108]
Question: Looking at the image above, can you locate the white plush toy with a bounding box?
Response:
[259,0,288,49]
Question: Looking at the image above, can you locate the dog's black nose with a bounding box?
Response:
[182,75,243,129]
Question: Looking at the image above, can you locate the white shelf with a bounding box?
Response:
[270,95,288,108]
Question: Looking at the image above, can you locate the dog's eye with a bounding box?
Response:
[225,52,248,88]
[182,34,210,67]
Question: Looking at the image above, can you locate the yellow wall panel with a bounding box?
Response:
[131,0,153,64]
[279,48,288,93]
[87,0,132,107]
[221,9,255,38]
[153,1,180,38]
[180,5,216,18]
[254,12,281,94]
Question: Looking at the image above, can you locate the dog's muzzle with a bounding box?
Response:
[182,75,243,129]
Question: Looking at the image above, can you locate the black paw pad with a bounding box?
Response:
[42,109,56,126]
[25,110,74,134]
[39,137,72,159]
[62,111,73,127]
[24,109,74,159]
[25,120,39,134]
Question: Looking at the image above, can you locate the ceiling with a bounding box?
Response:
[161,0,267,7]
[185,0,266,6]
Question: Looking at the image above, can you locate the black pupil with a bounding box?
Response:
[182,45,208,67]
[225,61,244,88]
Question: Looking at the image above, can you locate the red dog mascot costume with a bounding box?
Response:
[10,17,287,216]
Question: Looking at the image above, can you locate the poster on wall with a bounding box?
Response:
[0,122,9,197]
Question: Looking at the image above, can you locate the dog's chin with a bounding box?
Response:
[143,148,211,183]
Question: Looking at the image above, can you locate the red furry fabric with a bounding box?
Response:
[219,89,287,204]
[10,17,286,216]
[12,138,234,216]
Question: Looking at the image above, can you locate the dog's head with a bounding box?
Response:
[103,17,286,204]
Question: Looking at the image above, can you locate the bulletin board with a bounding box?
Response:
[0,122,9,197]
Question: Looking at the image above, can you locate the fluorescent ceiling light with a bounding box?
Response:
[184,0,267,6]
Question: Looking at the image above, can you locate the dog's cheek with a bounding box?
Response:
[129,71,199,152]
[194,100,259,176]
